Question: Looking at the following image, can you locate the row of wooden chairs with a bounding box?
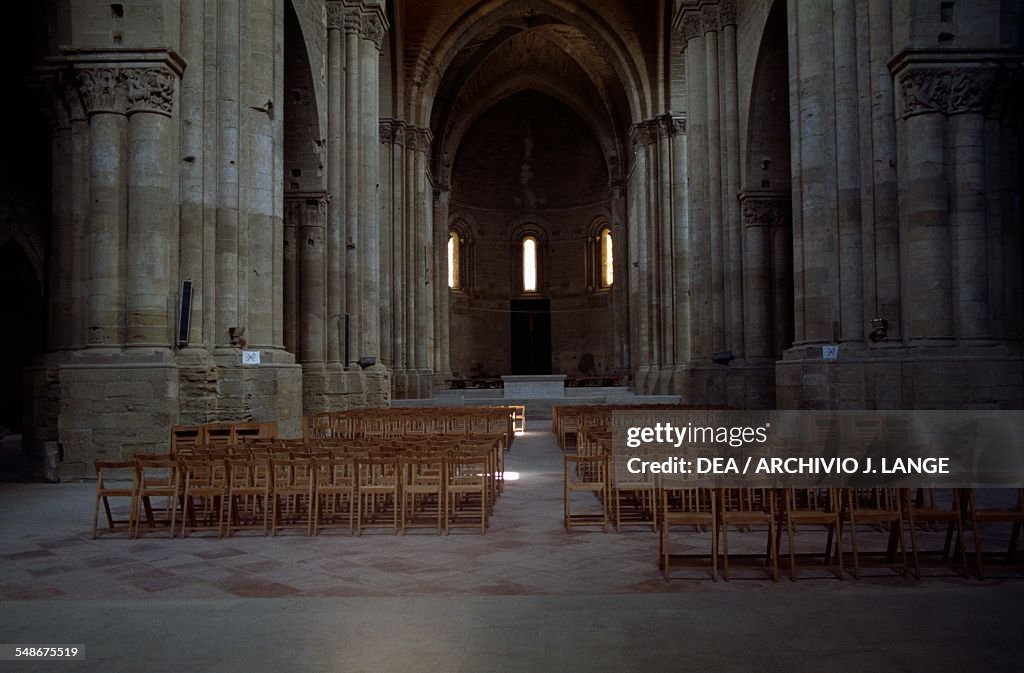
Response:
[305,406,524,444]
[171,422,278,453]
[92,439,503,539]
[560,451,1023,581]
[552,404,734,450]
[662,487,1024,580]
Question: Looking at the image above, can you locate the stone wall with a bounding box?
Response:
[447,90,617,380]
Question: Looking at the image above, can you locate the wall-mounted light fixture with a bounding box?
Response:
[869,317,888,342]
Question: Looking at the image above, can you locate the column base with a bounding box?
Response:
[776,342,1024,409]
[25,346,303,481]
[681,360,777,409]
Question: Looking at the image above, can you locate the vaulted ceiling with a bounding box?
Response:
[396,0,665,186]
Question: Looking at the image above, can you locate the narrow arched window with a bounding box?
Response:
[448,231,459,289]
[600,228,613,288]
[522,236,538,293]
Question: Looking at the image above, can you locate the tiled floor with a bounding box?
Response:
[0,422,1021,672]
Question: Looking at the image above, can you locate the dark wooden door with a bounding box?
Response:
[510,299,551,375]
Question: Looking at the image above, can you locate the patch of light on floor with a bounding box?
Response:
[515,431,525,437]
[504,471,521,481]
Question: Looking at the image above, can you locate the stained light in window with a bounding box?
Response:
[601,228,613,287]
[523,236,537,292]
[448,231,459,289]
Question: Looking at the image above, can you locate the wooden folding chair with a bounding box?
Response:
[180,458,228,538]
[400,454,444,534]
[131,456,181,539]
[446,451,488,534]
[842,487,908,578]
[903,488,969,578]
[563,452,609,532]
[780,487,844,580]
[91,461,138,539]
[720,488,778,581]
[312,456,357,535]
[226,456,271,536]
[660,487,718,581]
[270,457,314,536]
[966,488,1024,579]
[355,455,400,534]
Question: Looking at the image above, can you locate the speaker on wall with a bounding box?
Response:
[177,280,193,347]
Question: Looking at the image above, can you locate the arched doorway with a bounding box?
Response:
[741,0,794,369]
[0,242,45,434]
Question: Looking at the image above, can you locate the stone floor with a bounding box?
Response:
[0,422,1021,672]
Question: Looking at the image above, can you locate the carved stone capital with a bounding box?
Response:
[740,193,790,228]
[897,66,998,118]
[76,67,127,115]
[407,127,432,153]
[284,191,330,223]
[719,0,737,27]
[701,5,719,34]
[63,74,87,122]
[681,11,702,42]
[949,67,998,114]
[326,2,346,30]
[379,118,407,144]
[656,114,686,137]
[75,65,177,117]
[630,121,659,150]
[37,69,86,131]
[361,13,386,50]
[341,7,361,34]
[124,66,176,116]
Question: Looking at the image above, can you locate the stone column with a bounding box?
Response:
[216,0,241,348]
[680,10,710,362]
[43,70,86,351]
[719,0,744,360]
[610,186,629,372]
[283,198,299,353]
[326,2,347,367]
[948,67,997,340]
[703,4,726,353]
[657,117,675,379]
[239,0,282,349]
[893,64,954,341]
[740,192,790,361]
[411,128,433,380]
[434,187,452,379]
[643,124,660,386]
[404,132,418,374]
[670,116,690,374]
[789,0,840,344]
[77,66,128,348]
[359,10,386,360]
[379,120,394,367]
[343,6,361,364]
[293,193,329,364]
[179,0,207,349]
[125,64,181,348]
[866,0,900,339]
[833,0,864,343]
[628,124,652,391]
[387,121,407,387]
